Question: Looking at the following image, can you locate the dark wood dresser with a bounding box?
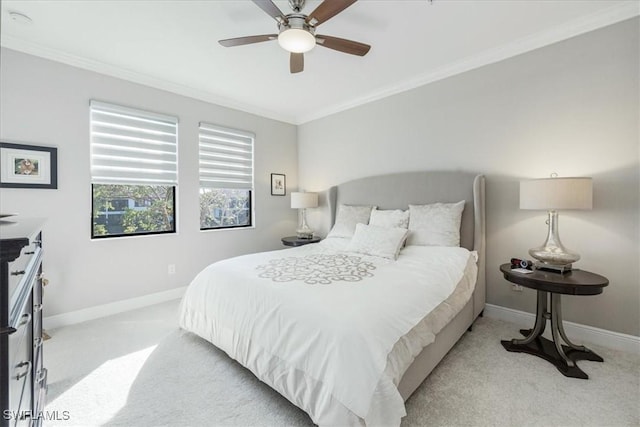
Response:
[1,219,47,427]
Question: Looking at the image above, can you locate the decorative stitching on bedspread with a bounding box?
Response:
[256,254,376,285]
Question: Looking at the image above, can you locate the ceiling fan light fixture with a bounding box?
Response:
[278,28,316,53]
[219,0,369,72]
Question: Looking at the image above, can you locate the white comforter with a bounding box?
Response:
[179,239,477,426]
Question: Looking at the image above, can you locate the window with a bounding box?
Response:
[90,101,178,238]
[199,122,254,230]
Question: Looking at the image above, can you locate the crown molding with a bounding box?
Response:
[297,1,640,124]
[1,1,638,126]
[0,36,297,125]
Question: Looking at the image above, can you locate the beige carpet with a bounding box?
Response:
[44,300,640,426]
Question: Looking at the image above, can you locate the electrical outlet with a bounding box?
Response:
[512,284,523,292]
[168,264,176,275]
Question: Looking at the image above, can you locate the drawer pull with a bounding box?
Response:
[35,369,47,383]
[18,313,32,327]
[34,337,44,348]
[24,251,36,255]
[11,270,26,276]
[15,361,31,380]
[39,273,49,286]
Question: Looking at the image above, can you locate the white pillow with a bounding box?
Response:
[407,201,465,247]
[346,223,409,260]
[369,208,409,229]
[326,204,374,239]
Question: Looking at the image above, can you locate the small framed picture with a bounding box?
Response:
[271,173,286,196]
[0,142,58,189]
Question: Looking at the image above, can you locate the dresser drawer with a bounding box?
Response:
[8,311,32,427]
[7,240,41,307]
[33,311,44,390]
[32,367,47,427]
[8,252,41,333]
[8,295,33,370]
[8,362,31,427]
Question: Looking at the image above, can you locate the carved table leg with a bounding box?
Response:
[501,291,603,379]
[509,291,547,345]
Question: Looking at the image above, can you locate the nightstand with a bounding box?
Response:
[499,263,609,379]
[281,236,321,247]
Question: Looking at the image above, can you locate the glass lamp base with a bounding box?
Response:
[296,208,314,239]
[529,246,579,266]
[529,210,579,272]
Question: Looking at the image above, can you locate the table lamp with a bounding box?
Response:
[291,192,318,239]
[520,175,592,272]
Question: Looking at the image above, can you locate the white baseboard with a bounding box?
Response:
[43,286,187,330]
[484,303,640,355]
[42,293,640,355]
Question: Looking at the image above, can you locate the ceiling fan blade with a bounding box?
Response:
[219,34,278,47]
[252,0,287,23]
[290,52,304,74]
[316,35,370,56]
[307,0,357,26]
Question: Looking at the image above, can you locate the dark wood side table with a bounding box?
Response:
[281,236,321,247]
[499,263,608,379]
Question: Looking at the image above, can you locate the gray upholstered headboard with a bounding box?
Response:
[308,171,486,318]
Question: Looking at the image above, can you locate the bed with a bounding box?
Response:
[179,171,486,426]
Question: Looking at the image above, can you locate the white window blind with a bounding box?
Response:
[90,100,178,186]
[199,122,254,190]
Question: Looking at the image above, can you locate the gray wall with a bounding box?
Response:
[298,19,640,336]
[0,48,298,317]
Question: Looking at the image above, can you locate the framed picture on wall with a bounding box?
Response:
[0,142,58,189]
[271,173,286,196]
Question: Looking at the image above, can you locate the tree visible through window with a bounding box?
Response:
[92,184,175,237]
[199,188,250,229]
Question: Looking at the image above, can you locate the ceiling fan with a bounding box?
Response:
[219,0,371,74]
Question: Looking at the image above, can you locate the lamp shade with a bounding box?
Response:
[291,192,318,209]
[520,177,592,210]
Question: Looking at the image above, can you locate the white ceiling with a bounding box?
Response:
[1,1,638,124]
